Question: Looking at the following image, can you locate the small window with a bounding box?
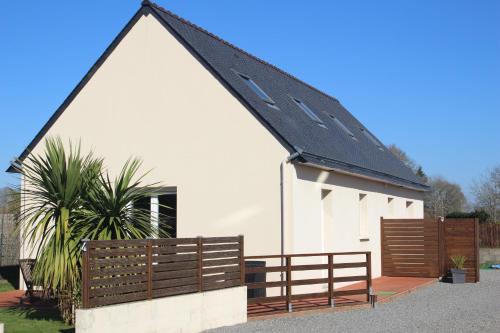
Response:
[406,200,414,217]
[234,71,277,109]
[359,193,368,240]
[329,114,357,140]
[360,128,383,150]
[387,197,394,217]
[291,97,326,128]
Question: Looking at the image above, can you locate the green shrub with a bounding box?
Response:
[446,210,490,224]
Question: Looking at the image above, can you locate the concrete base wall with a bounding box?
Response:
[76,286,247,333]
[480,248,500,264]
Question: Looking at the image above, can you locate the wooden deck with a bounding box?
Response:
[248,275,437,318]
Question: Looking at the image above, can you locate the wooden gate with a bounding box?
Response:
[381,218,479,282]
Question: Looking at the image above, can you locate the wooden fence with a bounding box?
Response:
[479,224,500,248]
[381,219,440,277]
[244,252,372,312]
[81,236,244,308]
[381,218,479,282]
[443,218,479,283]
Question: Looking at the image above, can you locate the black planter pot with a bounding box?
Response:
[450,268,466,284]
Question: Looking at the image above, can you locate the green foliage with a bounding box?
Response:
[0,307,73,333]
[446,210,490,224]
[0,281,15,292]
[73,159,169,240]
[450,255,467,270]
[18,138,102,296]
[17,137,167,323]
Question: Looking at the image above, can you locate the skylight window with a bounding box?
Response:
[291,97,326,128]
[328,115,357,140]
[234,70,278,109]
[360,128,384,150]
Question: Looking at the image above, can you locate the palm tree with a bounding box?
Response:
[16,138,101,322]
[73,158,170,240]
[16,137,168,323]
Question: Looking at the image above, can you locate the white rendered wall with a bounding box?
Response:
[286,164,424,292]
[76,286,247,333]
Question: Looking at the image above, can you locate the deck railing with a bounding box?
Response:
[81,236,244,308]
[244,251,372,312]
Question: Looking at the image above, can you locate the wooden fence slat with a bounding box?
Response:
[203,265,240,275]
[152,245,198,255]
[479,224,500,247]
[90,282,148,297]
[153,276,199,289]
[202,237,240,244]
[152,261,198,272]
[202,251,240,259]
[89,291,148,307]
[153,269,198,281]
[82,236,244,308]
[152,285,199,298]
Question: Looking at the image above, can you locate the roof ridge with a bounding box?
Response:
[145,1,340,103]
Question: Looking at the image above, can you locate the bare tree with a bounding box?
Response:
[425,177,466,218]
[472,166,500,223]
[388,144,428,183]
[388,144,417,171]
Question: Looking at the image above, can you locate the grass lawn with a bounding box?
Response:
[480,261,498,269]
[0,307,73,333]
[0,281,15,292]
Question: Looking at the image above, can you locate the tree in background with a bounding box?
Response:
[388,144,467,217]
[425,177,466,218]
[0,187,20,215]
[388,144,428,183]
[472,165,500,223]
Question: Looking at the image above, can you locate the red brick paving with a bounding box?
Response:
[0,290,25,308]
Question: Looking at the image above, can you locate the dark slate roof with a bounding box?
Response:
[7,1,428,190]
[146,2,428,190]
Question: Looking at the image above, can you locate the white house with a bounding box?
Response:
[9,1,428,289]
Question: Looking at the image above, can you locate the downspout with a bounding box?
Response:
[280,148,302,295]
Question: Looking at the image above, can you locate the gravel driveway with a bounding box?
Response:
[207,270,500,333]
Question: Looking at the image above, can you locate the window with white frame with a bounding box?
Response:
[135,188,177,238]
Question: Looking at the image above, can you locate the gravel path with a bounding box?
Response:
[207,270,500,333]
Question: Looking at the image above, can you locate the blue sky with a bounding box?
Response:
[1,0,499,201]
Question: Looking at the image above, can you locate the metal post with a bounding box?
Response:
[366,252,372,303]
[286,255,292,312]
[146,238,153,300]
[239,235,245,286]
[197,236,203,292]
[328,254,334,307]
[81,239,90,309]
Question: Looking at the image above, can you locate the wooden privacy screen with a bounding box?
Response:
[479,224,500,248]
[381,218,479,282]
[244,252,372,312]
[381,219,440,277]
[443,218,479,283]
[81,236,244,308]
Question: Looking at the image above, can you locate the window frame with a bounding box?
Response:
[328,114,357,140]
[360,127,384,150]
[233,70,278,108]
[290,96,326,128]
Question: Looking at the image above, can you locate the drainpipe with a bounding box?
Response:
[280,148,302,295]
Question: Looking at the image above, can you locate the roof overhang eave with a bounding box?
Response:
[298,161,430,192]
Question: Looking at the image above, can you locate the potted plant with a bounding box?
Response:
[449,255,467,284]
